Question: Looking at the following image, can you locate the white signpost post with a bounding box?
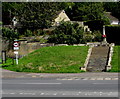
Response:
[103,26,107,42]
[13,40,19,65]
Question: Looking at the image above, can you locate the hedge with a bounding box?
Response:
[105,25,120,45]
[84,20,110,32]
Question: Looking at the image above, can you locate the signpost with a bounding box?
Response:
[2,50,6,64]
[13,40,19,65]
[103,26,107,43]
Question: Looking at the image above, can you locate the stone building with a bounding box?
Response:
[52,10,91,32]
[105,12,119,25]
[52,10,70,26]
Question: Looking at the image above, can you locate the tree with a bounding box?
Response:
[103,2,118,12]
[2,2,64,30]
[65,2,107,22]
[111,2,120,21]
[103,2,120,20]
[2,2,24,25]
[48,21,84,44]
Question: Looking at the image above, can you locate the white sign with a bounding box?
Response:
[14,43,19,47]
[14,47,19,50]
[13,40,19,50]
[14,51,18,54]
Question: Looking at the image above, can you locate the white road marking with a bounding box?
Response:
[53,93,57,95]
[19,92,36,95]
[57,77,118,80]
[40,93,44,95]
[19,93,23,94]
[5,83,62,85]
[85,93,88,95]
[93,83,118,85]
[24,83,62,85]
[100,94,102,96]
[9,93,15,94]
[2,91,118,97]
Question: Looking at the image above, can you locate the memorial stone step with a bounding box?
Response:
[87,46,109,72]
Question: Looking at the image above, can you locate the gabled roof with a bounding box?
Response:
[54,10,70,22]
[53,10,66,19]
[104,12,119,22]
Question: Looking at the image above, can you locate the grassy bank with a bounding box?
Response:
[3,46,89,73]
[110,46,120,72]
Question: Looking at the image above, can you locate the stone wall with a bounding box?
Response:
[4,41,54,58]
[5,41,88,58]
[106,43,115,71]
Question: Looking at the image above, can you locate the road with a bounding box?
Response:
[2,77,118,97]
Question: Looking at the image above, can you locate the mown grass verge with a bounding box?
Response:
[109,46,120,72]
[2,46,89,73]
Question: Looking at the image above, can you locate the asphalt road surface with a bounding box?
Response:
[2,77,118,97]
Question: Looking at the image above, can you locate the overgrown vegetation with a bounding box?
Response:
[2,46,89,73]
[83,30,102,42]
[48,22,85,44]
[48,22,102,44]
[2,27,48,44]
[2,27,19,40]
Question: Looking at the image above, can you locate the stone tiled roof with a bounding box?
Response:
[104,12,119,22]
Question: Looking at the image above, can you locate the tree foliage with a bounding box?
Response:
[48,21,84,44]
[2,27,19,40]
[2,2,64,29]
[65,3,106,21]
[103,2,120,20]
[3,2,119,29]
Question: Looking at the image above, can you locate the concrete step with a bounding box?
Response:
[87,46,109,72]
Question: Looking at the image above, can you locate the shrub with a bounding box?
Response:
[48,21,84,44]
[93,30,102,42]
[2,27,19,40]
[83,31,93,42]
[36,29,45,36]
[24,29,33,37]
[83,30,102,43]
[84,20,110,33]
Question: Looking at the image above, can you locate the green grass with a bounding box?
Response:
[2,46,89,73]
[109,46,120,72]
